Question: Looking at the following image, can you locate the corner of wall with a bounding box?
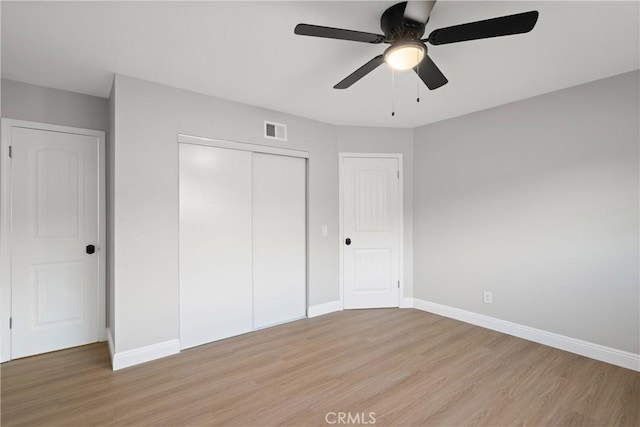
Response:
[107,74,116,346]
[111,338,180,371]
[308,300,342,318]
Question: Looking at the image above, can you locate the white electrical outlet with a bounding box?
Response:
[321,226,328,237]
[483,291,492,304]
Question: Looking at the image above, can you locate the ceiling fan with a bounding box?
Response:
[294,1,538,90]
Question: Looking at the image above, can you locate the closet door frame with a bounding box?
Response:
[178,134,309,159]
[177,134,310,340]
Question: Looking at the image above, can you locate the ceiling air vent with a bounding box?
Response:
[264,121,287,141]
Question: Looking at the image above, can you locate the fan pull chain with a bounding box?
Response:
[391,68,396,117]
[416,51,421,103]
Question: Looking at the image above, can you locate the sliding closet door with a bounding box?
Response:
[252,153,306,328]
[179,144,253,349]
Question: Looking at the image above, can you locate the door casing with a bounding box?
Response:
[338,152,405,309]
[0,119,106,363]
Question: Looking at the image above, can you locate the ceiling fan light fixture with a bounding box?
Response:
[384,41,426,70]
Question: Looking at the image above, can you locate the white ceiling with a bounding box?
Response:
[2,1,639,128]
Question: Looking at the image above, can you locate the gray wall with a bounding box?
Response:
[2,76,415,355]
[108,80,116,342]
[413,71,639,353]
[5,71,637,357]
[111,76,420,353]
[337,126,415,298]
[112,74,340,352]
[1,79,108,131]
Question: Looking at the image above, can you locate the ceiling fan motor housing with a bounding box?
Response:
[381,2,426,43]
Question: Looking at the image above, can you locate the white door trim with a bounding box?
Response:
[0,119,106,363]
[178,134,309,159]
[338,153,404,310]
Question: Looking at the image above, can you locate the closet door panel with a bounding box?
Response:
[179,144,253,349]
[252,153,306,328]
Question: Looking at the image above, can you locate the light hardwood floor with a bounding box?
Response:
[1,309,639,426]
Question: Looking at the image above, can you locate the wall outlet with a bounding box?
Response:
[483,291,493,304]
[321,226,328,237]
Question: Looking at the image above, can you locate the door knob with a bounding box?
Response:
[345,238,351,246]
[86,244,96,254]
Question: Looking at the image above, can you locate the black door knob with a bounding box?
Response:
[86,244,96,254]
[345,238,351,246]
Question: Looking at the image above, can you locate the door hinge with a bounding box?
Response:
[8,146,12,158]
[398,280,400,288]
[9,317,12,329]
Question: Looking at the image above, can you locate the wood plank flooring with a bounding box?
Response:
[2,309,639,426]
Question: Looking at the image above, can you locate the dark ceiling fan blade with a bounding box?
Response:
[414,55,448,90]
[403,1,437,24]
[294,24,384,44]
[427,10,539,45]
[334,55,385,89]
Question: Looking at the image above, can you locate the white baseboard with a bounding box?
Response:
[111,338,180,371]
[399,297,414,308]
[411,298,640,372]
[308,300,342,318]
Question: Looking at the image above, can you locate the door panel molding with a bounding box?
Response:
[338,153,404,309]
[0,119,106,363]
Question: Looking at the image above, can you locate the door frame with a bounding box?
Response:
[177,134,310,348]
[0,119,106,363]
[338,153,404,309]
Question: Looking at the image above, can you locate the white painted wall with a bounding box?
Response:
[1,79,108,131]
[108,80,115,345]
[337,127,414,298]
[413,71,639,353]
[112,74,339,352]
[0,2,4,364]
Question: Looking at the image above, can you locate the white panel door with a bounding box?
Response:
[179,144,253,349]
[11,127,99,358]
[252,153,306,329]
[342,157,400,309]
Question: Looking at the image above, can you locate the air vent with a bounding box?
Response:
[264,121,287,141]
